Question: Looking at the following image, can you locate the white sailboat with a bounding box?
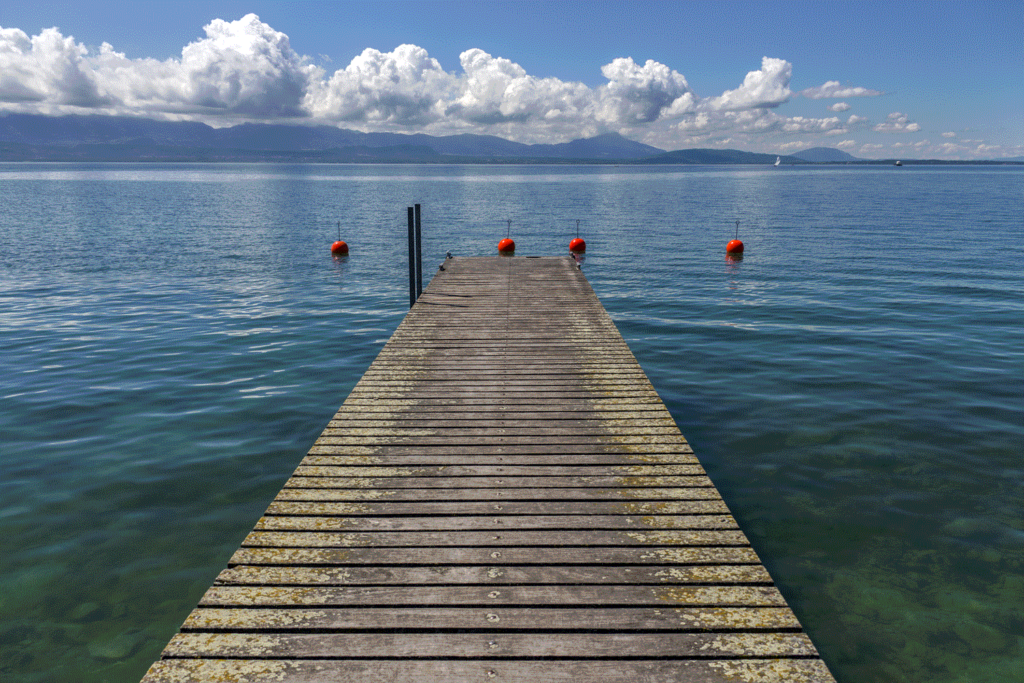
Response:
[774,156,781,166]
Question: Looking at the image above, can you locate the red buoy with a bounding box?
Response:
[569,237,586,253]
[330,222,349,255]
[498,238,515,254]
[726,219,745,254]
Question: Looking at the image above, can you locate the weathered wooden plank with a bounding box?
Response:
[357,363,644,370]
[324,418,682,429]
[357,359,644,366]
[388,331,618,338]
[283,475,715,489]
[336,397,670,407]
[291,465,706,477]
[351,378,658,388]
[316,426,685,437]
[375,344,636,352]
[379,342,642,348]
[312,436,692,446]
[274,487,726,502]
[381,330,623,335]
[335,398,664,406]
[342,390,664,400]
[164,631,818,658]
[214,564,771,586]
[228,546,762,566]
[306,443,695,455]
[144,658,836,683]
[358,365,647,375]
[264,500,730,516]
[252,514,738,532]
[350,380,657,388]
[182,605,800,631]
[241,529,750,548]
[349,377,655,385]
[299,453,701,466]
[378,344,648,352]
[198,584,787,607]
[327,411,675,421]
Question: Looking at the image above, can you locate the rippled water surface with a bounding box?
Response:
[1,163,1022,682]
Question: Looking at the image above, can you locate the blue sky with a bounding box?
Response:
[1,0,1021,159]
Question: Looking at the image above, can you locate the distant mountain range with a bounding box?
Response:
[0,114,662,162]
[0,115,1018,164]
[638,149,802,165]
[789,147,859,162]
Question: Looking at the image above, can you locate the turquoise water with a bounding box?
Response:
[1,163,1021,682]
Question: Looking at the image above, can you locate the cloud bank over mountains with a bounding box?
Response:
[1,14,719,140]
[1,13,1007,159]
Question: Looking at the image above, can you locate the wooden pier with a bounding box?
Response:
[142,256,836,682]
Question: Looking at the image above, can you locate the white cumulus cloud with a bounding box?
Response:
[704,57,792,111]
[874,112,921,133]
[667,108,852,142]
[673,112,713,132]
[1,15,970,153]
[893,139,930,151]
[801,80,882,99]
[781,115,842,133]
[596,57,695,123]
[446,48,593,131]
[0,26,107,107]
[1,14,317,118]
[112,15,315,117]
[777,140,810,152]
[306,44,454,125]
[306,48,698,138]
[174,14,314,116]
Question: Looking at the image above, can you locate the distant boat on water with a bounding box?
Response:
[894,160,903,166]
[774,156,781,166]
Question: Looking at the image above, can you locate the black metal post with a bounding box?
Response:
[407,207,416,308]
[415,204,423,298]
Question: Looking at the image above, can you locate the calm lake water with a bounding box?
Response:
[1,163,1021,682]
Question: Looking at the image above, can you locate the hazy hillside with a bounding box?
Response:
[5,115,1013,164]
[791,147,859,162]
[637,149,800,165]
[0,115,663,160]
